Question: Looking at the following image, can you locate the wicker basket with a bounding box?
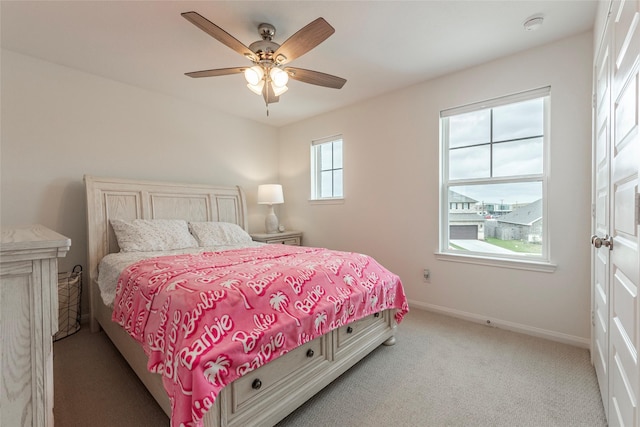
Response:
[54,265,82,341]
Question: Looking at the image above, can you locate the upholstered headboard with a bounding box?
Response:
[84,175,248,324]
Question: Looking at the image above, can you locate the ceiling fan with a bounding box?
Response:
[181,11,347,110]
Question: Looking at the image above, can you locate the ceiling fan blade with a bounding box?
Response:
[272,18,335,64]
[182,11,257,61]
[285,67,346,89]
[185,67,246,78]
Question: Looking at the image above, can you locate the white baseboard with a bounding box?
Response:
[407,299,590,349]
[80,312,91,325]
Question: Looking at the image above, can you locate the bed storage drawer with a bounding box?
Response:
[223,333,330,423]
[334,311,390,357]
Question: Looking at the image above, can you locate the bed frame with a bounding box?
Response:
[85,175,397,427]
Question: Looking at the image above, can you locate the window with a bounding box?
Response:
[311,135,343,200]
[439,87,550,266]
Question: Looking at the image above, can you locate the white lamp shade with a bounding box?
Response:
[246,80,265,95]
[271,84,288,96]
[244,66,264,85]
[270,67,289,88]
[258,184,284,205]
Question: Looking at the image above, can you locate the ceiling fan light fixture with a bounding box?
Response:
[270,67,289,88]
[247,80,265,95]
[244,66,264,86]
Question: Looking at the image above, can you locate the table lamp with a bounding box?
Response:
[257,184,284,234]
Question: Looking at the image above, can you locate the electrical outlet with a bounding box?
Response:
[423,268,431,282]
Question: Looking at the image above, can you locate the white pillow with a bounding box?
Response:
[110,219,198,252]
[188,221,252,246]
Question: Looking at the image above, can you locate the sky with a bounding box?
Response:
[446,97,545,206]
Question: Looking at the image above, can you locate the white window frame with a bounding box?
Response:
[310,135,344,202]
[437,87,556,272]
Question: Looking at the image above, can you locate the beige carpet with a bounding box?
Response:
[53,309,606,426]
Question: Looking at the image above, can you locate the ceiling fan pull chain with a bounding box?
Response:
[265,83,270,116]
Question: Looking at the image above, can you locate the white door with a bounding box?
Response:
[608,0,640,424]
[592,16,611,417]
[592,1,640,425]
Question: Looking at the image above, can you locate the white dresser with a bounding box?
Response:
[1,225,71,427]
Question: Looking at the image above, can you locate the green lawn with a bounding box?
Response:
[484,237,542,254]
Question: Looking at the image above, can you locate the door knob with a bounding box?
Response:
[591,234,613,250]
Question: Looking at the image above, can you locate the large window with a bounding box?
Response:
[311,135,343,200]
[440,87,550,266]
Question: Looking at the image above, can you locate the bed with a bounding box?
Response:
[84,175,408,427]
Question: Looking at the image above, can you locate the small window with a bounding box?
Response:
[311,135,343,200]
[440,87,550,264]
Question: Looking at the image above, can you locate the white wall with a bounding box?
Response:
[278,32,594,345]
[1,31,595,344]
[1,49,279,313]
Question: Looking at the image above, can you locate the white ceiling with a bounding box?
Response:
[1,1,597,127]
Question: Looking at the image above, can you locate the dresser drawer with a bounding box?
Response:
[251,231,302,246]
[263,236,300,245]
[279,237,301,245]
[335,311,390,357]
[225,334,330,420]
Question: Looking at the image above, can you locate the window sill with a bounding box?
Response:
[435,251,557,273]
[309,198,345,205]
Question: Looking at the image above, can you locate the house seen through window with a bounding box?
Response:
[311,135,343,200]
[440,87,550,262]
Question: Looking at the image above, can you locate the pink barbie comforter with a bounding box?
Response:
[112,244,408,426]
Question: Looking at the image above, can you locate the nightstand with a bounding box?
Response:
[251,230,302,246]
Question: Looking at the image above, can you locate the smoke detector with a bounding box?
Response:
[523,16,544,31]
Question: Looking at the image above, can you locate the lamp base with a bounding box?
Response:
[265,205,279,234]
